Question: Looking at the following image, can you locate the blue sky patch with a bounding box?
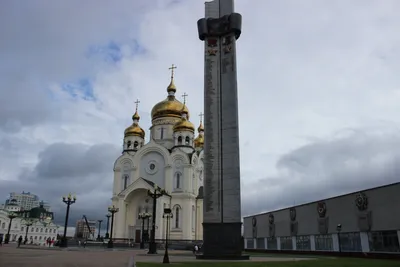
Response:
[61,79,95,101]
[87,39,146,64]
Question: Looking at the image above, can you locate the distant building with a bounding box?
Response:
[243,182,400,254]
[0,204,59,245]
[5,192,51,212]
[75,218,96,240]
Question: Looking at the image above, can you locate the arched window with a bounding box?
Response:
[178,136,182,145]
[134,141,139,148]
[123,175,129,190]
[174,173,181,190]
[127,141,132,149]
[175,206,180,228]
[185,136,190,145]
[1,222,5,229]
[192,205,195,231]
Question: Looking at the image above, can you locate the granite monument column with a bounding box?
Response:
[197,0,247,260]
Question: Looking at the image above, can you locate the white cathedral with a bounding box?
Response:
[111,69,204,242]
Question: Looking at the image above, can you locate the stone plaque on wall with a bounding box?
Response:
[358,211,372,231]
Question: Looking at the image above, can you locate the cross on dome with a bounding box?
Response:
[134,99,140,111]
[182,92,188,104]
[169,64,177,80]
[199,112,204,122]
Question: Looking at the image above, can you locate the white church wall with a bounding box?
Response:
[139,152,166,188]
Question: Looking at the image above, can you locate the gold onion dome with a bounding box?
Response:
[194,133,204,148]
[151,98,189,121]
[194,117,204,148]
[124,100,145,139]
[174,118,195,133]
[173,100,195,133]
[197,120,204,133]
[151,64,190,121]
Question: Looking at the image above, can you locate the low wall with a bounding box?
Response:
[244,249,400,260]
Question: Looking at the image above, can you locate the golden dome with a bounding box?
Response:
[132,111,140,121]
[125,99,145,139]
[197,121,204,132]
[173,118,195,133]
[151,97,190,121]
[194,134,204,148]
[124,123,145,139]
[151,64,191,121]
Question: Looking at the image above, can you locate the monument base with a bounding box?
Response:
[199,222,248,260]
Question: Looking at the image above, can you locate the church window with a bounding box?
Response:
[185,136,190,145]
[174,173,182,190]
[175,207,180,228]
[149,163,155,170]
[123,175,129,190]
[178,136,182,145]
[134,141,139,148]
[191,205,195,231]
[127,141,132,149]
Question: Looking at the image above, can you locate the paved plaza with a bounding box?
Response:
[0,245,315,266]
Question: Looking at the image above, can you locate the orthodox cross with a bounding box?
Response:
[182,92,188,104]
[134,99,140,111]
[199,112,204,122]
[169,64,177,79]
[158,126,166,140]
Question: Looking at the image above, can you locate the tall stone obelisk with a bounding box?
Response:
[197,0,247,260]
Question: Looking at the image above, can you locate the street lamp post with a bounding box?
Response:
[107,205,119,248]
[24,219,34,244]
[147,184,166,254]
[97,220,103,240]
[138,212,152,249]
[60,193,76,248]
[162,208,173,264]
[337,224,342,253]
[105,214,111,239]
[4,213,17,244]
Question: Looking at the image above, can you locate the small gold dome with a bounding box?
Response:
[197,121,204,132]
[194,134,204,148]
[124,123,145,139]
[167,80,176,93]
[132,111,140,121]
[173,119,195,133]
[151,97,190,121]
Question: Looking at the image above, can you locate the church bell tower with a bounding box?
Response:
[123,99,145,152]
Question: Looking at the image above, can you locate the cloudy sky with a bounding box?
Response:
[1,0,400,230]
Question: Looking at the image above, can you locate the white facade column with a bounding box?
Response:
[292,236,297,250]
[155,198,164,239]
[182,200,192,240]
[332,234,339,252]
[253,238,256,249]
[264,237,268,249]
[310,235,316,251]
[360,232,370,252]
[244,238,248,249]
[113,198,126,238]
[277,237,281,250]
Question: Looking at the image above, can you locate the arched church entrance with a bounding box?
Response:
[125,188,154,244]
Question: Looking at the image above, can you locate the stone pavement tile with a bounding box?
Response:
[0,245,315,266]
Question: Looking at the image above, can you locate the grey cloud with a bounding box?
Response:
[0,1,156,131]
[0,142,120,226]
[241,127,400,217]
[34,143,120,179]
